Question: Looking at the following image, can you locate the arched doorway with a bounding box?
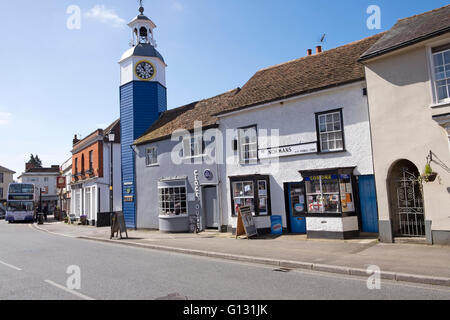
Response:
[387,160,425,237]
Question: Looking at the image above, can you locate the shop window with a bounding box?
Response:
[304,173,355,215]
[145,147,158,166]
[238,126,258,164]
[158,185,187,216]
[316,110,344,153]
[231,176,271,217]
[432,45,450,102]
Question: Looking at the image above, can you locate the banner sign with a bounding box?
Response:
[258,142,317,159]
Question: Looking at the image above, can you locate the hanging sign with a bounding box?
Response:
[57,176,66,189]
[258,142,317,159]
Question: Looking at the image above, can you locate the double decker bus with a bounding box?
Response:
[5,183,39,223]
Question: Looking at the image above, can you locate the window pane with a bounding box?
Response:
[322,194,340,213]
[326,114,332,122]
[434,53,443,66]
[333,113,340,122]
[336,140,343,150]
[444,51,450,64]
[243,182,253,196]
[319,124,326,132]
[319,116,326,124]
[437,85,448,100]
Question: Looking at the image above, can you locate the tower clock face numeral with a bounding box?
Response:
[135,61,155,80]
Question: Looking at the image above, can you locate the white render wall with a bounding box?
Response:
[218,82,375,230]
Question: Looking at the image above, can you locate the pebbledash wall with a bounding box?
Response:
[218,82,377,239]
[134,133,223,232]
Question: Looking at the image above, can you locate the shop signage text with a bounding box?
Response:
[194,170,201,232]
[258,142,317,159]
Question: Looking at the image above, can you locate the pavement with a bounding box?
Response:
[33,219,450,287]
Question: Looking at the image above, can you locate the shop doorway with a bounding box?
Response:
[387,160,425,238]
[285,183,307,234]
[203,186,219,229]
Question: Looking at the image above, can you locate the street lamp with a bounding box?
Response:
[108,133,115,214]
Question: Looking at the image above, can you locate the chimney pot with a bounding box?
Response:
[316,46,322,54]
[307,49,312,56]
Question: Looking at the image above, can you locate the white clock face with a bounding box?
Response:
[135,61,155,81]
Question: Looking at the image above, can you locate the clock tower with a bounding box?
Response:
[119,4,167,228]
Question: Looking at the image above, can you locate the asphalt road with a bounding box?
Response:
[0,220,449,300]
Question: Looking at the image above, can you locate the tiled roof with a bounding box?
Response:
[360,5,450,61]
[134,89,239,145]
[0,165,15,174]
[135,34,384,145]
[215,33,384,116]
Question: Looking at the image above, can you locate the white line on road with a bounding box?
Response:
[0,259,22,271]
[44,280,95,300]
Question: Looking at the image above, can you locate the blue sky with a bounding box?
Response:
[0,0,448,177]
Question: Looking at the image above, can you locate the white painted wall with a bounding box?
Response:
[218,82,374,230]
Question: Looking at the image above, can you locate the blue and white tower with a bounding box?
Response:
[119,5,167,228]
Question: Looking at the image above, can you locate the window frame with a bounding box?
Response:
[158,182,188,217]
[145,146,159,166]
[300,169,358,218]
[315,109,345,153]
[230,175,271,217]
[89,150,94,171]
[0,187,3,199]
[431,45,450,104]
[237,125,259,164]
[183,135,204,159]
[0,172,3,183]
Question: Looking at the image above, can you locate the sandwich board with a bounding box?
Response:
[110,212,128,239]
[235,205,258,239]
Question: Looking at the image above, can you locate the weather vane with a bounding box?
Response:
[139,0,144,14]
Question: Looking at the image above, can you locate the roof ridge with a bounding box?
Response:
[257,32,385,73]
[397,4,450,22]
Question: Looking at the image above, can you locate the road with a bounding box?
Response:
[0,220,449,300]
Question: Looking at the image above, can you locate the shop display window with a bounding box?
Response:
[231,176,271,217]
[159,186,187,216]
[304,173,355,215]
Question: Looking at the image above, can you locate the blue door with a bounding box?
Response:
[287,183,307,234]
[358,175,379,233]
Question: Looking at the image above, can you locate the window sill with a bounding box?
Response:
[159,215,188,219]
[430,100,450,109]
[146,163,159,167]
[318,149,346,155]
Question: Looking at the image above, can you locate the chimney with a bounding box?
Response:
[307,49,312,56]
[316,46,322,54]
[73,134,80,146]
[25,161,35,172]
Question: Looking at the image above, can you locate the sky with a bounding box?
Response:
[0,0,448,178]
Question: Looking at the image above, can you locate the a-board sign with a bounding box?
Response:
[235,205,258,239]
[111,212,128,239]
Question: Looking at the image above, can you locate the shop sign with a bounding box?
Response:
[258,142,317,159]
[194,170,201,232]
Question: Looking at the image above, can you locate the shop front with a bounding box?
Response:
[284,168,361,239]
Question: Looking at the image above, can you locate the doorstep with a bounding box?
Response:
[394,237,430,245]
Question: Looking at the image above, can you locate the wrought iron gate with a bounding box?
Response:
[396,169,425,237]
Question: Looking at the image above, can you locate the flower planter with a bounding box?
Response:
[427,172,438,182]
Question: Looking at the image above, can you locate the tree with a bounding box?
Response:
[28,154,43,168]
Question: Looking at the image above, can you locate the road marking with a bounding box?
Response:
[44,280,95,300]
[0,259,22,271]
